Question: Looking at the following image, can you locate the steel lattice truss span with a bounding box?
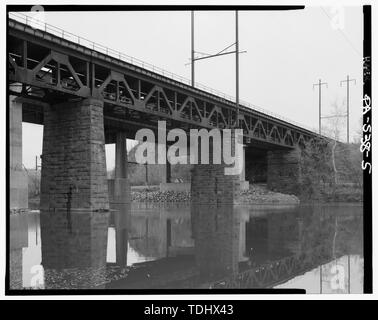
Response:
[212,244,333,289]
[8,18,322,148]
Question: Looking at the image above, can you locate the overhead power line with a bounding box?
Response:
[320,6,362,58]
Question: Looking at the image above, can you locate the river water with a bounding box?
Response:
[9,202,363,293]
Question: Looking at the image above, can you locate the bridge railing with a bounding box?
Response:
[9,12,325,136]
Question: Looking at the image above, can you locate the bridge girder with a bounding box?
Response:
[8,18,322,149]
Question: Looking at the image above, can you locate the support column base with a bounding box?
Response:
[108,178,131,205]
[160,182,191,192]
[10,170,28,209]
[239,180,249,191]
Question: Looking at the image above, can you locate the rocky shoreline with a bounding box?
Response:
[131,184,300,205]
[23,183,362,210]
[132,189,190,202]
[235,185,300,205]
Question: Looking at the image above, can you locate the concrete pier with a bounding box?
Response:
[190,131,241,206]
[190,130,241,277]
[109,131,131,205]
[239,146,249,191]
[9,96,28,209]
[40,98,109,210]
[40,98,110,270]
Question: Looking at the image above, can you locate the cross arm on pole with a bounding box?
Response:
[193,50,247,62]
[340,77,356,86]
[321,114,347,119]
[313,80,328,89]
[216,42,237,55]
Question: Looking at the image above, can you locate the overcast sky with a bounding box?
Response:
[17,7,364,169]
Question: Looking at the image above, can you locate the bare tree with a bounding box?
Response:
[322,100,347,185]
[353,116,363,144]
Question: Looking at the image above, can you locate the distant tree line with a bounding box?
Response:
[299,100,363,201]
[299,140,362,200]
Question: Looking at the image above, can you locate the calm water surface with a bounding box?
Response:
[9,202,363,292]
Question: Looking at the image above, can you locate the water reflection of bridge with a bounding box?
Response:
[9,203,362,290]
[105,203,363,289]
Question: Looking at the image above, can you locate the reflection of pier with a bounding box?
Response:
[9,213,28,289]
[106,204,195,266]
[192,204,240,279]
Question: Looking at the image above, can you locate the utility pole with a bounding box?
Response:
[340,75,356,143]
[189,11,245,127]
[313,79,328,135]
[320,265,323,294]
[191,11,195,87]
[348,254,351,293]
[235,10,239,127]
